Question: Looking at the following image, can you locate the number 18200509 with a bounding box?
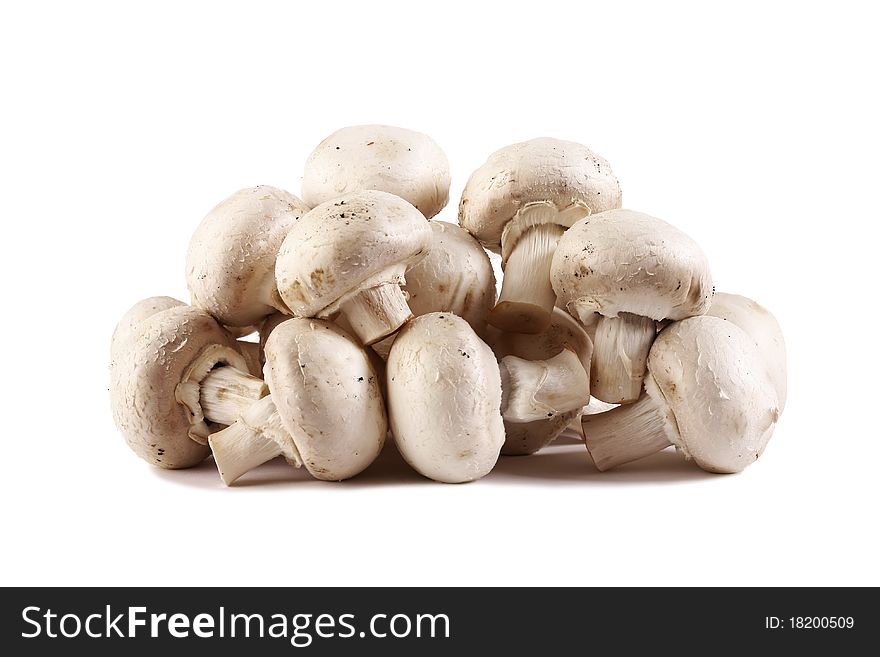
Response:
[765,617,854,629]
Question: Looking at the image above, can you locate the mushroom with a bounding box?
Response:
[707,292,787,411]
[459,138,622,333]
[551,209,713,404]
[582,315,782,473]
[370,220,496,359]
[208,318,386,485]
[110,295,184,366]
[499,349,590,423]
[111,305,268,469]
[186,185,310,327]
[302,124,451,219]
[386,312,504,483]
[275,190,432,346]
[486,308,593,455]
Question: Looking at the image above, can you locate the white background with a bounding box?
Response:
[1,1,877,587]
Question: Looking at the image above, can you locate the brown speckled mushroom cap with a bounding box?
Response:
[186,185,310,327]
[110,296,184,366]
[275,190,432,318]
[551,209,713,322]
[459,137,622,255]
[111,306,250,469]
[263,318,387,481]
[302,125,451,219]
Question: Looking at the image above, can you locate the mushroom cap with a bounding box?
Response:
[646,316,780,473]
[551,209,714,321]
[386,313,505,483]
[706,292,787,411]
[111,306,247,469]
[406,221,496,330]
[333,312,390,396]
[500,409,580,456]
[265,310,390,395]
[458,137,622,253]
[275,190,432,317]
[186,185,310,326]
[486,308,592,455]
[263,318,386,481]
[486,307,592,370]
[110,296,184,365]
[302,124,451,219]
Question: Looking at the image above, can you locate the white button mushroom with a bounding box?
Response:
[186,185,311,327]
[707,292,787,411]
[302,125,451,219]
[486,308,593,455]
[275,190,433,346]
[582,315,783,473]
[551,209,713,404]
[370,220,496,360]
[111,305,269,469]
[386,313,505,483]
[459,138,622,333]
[207,318,387,485]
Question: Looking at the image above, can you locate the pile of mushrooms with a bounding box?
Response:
[110,125,787,485]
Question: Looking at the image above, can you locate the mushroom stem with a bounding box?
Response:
[339,282,414,346]
[499,349,591,423]
[198,366,269,426]
[176,344,269,445]
[590,313,656,404]
[582,394,673,470]
[491,223,565,333]
[208,395,301,486]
